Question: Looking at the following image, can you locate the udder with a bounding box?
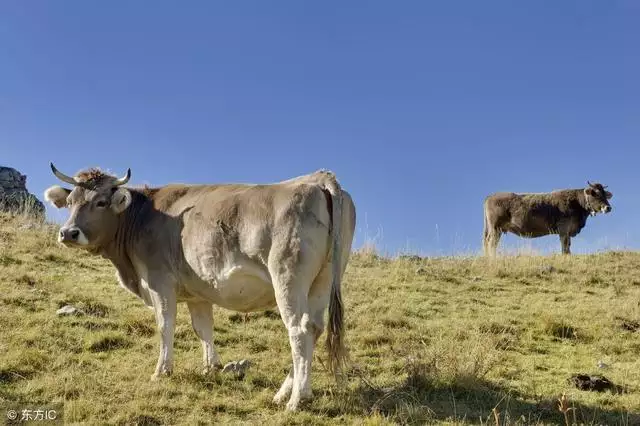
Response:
[213,265,276,312]
[186,258,277,313]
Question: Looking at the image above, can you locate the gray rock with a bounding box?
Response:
[222,359,251,378]
[0,166,45,217]
[56,305,83,316]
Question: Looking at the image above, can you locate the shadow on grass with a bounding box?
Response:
[330,372,639,425]
[165,346,637,424]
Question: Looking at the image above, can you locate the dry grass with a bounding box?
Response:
[1,213,639,425]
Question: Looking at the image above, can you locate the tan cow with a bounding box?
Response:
[44,164,356,411]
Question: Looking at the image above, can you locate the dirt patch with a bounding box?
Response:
[568,374,624,394]
[616,316,640,332]
[0,368,34,384]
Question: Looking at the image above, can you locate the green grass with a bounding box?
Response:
[1,213,639,425]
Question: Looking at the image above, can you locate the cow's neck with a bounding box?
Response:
[99,190,153,298]
[574,190,592,214]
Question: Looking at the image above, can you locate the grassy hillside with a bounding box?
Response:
[1,212,639,425]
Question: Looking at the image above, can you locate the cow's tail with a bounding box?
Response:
[319,170,346,381]
[482,198,490,254]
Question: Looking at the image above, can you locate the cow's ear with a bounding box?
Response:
[605,191,613,199]
[110,188,132,214]
[584,188,595,197]
[44,185,71,209]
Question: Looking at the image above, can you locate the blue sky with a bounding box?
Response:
[1,1,639,255]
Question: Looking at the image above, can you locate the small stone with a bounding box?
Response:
[221,359,251,379]
[540,265,556,274]
[222,361,237,373]
[56,305,83,316]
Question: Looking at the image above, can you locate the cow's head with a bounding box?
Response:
[44,163,132,249]
[584,181,613,216]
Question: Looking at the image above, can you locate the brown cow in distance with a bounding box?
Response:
[483,182,613,256]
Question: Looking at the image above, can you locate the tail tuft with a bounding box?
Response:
[322,173,347,381]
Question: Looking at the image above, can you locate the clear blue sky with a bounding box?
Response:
[2,1,639,255]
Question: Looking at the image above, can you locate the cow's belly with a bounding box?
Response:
[183,258,277,313]
[505,217,557,237]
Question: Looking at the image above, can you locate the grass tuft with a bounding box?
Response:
[85,332,133,352]
[544,320,579,340]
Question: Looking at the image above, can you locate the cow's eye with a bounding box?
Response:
[96,200,108,208]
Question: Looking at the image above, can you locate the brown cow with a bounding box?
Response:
[483,182,612,256]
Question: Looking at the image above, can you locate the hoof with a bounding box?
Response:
[284,393,312,411]
[285,400,300,411]
[150,369,172,381]
[202,363,222,375]
[273,391,288,406]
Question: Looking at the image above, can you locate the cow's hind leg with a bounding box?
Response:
[483,229,490,255]
[273,262,331,407]
[273,369,294,406]
[187,301,222,374]
[272,284,315,411]
[269,241,324,411]
[486,228,501,257]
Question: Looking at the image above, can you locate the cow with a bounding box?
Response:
[44,163,356,411]
[483,181,613,256]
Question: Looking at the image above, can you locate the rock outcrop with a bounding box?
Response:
[0,166,45,217]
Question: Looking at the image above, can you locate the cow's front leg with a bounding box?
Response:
[187,301,222,374]
[560,235,571,255]
[149,284,177,380]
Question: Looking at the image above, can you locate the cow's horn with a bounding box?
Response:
[50,163,78,186]
[113,168,131,186]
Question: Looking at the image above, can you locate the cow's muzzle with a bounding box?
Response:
[602,206,612,214]
[59,226,89,245]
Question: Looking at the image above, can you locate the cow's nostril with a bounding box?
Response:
[59,230,65,238]
[70,229,80,240]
